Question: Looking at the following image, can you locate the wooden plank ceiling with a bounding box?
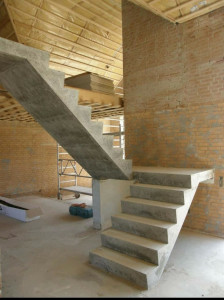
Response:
[0,0,224,122]
[130,0,224,23]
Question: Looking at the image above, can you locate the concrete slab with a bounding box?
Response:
[0,195,224,297]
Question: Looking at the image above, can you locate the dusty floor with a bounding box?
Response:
[0,195,224,298]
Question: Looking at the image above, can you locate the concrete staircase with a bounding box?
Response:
[0,37,132,180]
[89,167,214,289]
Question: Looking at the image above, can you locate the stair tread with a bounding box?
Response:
[132,183,189,191]
[102,228,166,250]
[133,166,211,175]
[113,213,174,228]
[91,246,157,273]
[123,197,182,209]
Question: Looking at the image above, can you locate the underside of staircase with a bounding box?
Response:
[89,166,214,289]
[0,37,132,180]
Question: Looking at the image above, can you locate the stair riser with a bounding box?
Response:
[130,185,185,204]
[111,216,169,243]
[121,201,177,223]
[89,252,148,289]
[42,70,65,91]
[133,172,192,188]
[101,234,159,265]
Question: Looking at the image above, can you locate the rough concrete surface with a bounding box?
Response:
[0,37,132,180]
[0,195,223,297]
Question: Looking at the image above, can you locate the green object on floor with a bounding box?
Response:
[69,205,93,218]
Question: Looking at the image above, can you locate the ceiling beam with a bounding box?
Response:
[130,0,176,23]
[18,34,122,72]
[81,0,122,24]
[164,0,201,15]
[94,0,122,17]
[67,0,122,31]
[46,0,122,39]
[15,22,123,64]
[3,0,20,42]
[9,4,122,56]
[21,0,121,47]
[176,0,224,22]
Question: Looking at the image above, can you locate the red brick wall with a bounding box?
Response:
[0,121,58,197]
[122,0,224,237]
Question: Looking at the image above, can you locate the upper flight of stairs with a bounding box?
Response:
[89,166,214,289]
[0,37,132,180]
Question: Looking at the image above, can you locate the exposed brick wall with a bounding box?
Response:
[122,0,224,237]
[0,121,58,197]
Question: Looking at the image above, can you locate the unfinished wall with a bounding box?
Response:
[122,0,224,237]
[0,121,58,197]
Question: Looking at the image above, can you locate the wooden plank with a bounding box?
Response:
[46,0,122,39]
[3,0,20,42]
[176,0,224,22]
[66,86,123,107]
[164,0,198,15]
[9,4,121,54]
[0,103,20,113]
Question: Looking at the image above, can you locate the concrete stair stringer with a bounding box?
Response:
[0,37,132,180]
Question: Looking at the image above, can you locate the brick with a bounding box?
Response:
[122,0,224,238]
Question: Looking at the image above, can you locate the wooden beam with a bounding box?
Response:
[164,0,200,15]
[18,34,122,70]
[46,0,122,39]
[146,0,161,4]
[20,0,122,48]
[10,8,122,59]
[15,22,122,64]
[95,0,122,16]
[81,0,122,24]
[66,86,123,107]
[3,0,20,41]
[0,103,20,113]
[67,0,122,30]
[49,61,120,83]
[131,0,176,23]
[176,0,224,22]
[176,0,183,17]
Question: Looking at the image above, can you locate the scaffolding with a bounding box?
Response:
[57,145,92,200]
[57,116,125,199]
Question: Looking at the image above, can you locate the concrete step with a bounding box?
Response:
[102,135,114,151]
[89,246,158,289]
[43,68,65,90]
[60,88,79,111]
[112,148,124,159]
[130,183,189,204]
[111,213,174,243]
[101,228,166,265]
[133,166,214,188]
[75,105,92,125]
[89,120,103,136]
[121,197,182,223]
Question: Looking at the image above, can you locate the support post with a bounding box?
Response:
[92,178,133,230]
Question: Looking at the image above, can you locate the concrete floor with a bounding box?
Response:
[0,195,224,298]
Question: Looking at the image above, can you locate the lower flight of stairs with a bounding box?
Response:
[89,167,214,289]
